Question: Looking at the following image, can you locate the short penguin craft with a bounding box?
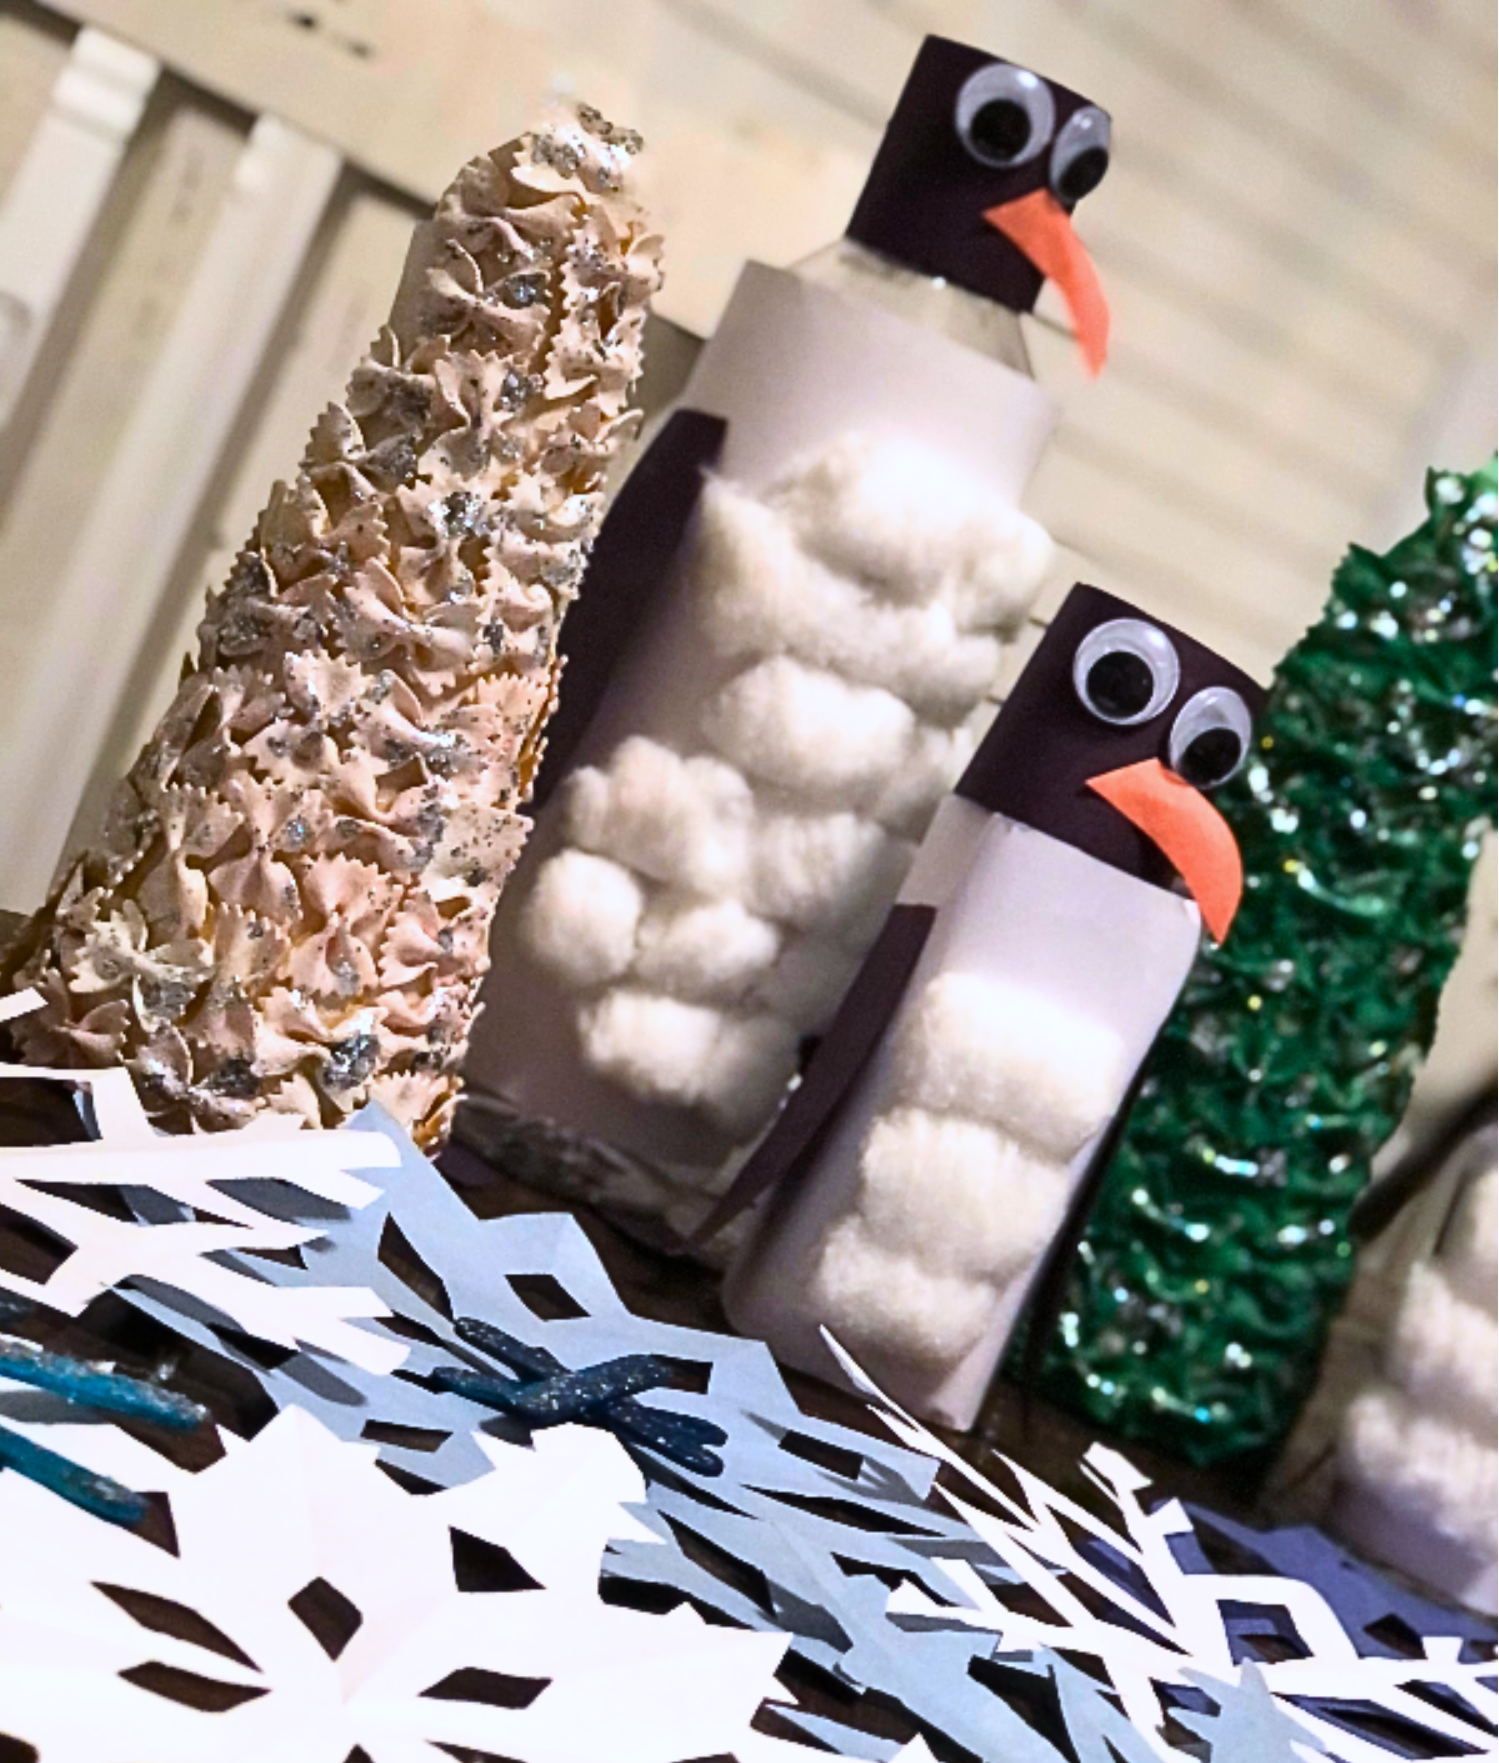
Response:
[466,38,1115,1230]
[721,586,1265,1430]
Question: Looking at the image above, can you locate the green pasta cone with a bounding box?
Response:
[1023,460,1497,1469]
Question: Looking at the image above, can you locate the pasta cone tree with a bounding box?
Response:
[1,108,661,1145]
[1027,461,1498,1468]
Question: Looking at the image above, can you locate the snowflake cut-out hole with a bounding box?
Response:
[378,1216,452,1317]
[118,1659,268,1712]
[289,1576,364,1660]
[96,1582,256,1668]
[420,1666,549,1708]
[504,1272,587,1321]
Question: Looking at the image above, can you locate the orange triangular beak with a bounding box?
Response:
[1086,759,1244,943]
[984,189,1110,375]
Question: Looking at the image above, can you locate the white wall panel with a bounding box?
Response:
[0,113,338,905]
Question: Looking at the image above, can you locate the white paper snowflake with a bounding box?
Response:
[0,1400,817,1762]
[0,989,403,1371]
[829,1338,1499,1763]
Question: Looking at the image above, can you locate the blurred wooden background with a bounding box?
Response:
[0,2,1493,1080]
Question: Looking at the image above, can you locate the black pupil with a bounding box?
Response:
[969,98,1033,161]
[1086,651,1155,720]
[1179,727,1242,788]
[1057,145,1108,202]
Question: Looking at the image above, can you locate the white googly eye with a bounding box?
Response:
[1073,618,1181,726]
[955,63,1056,168]
[1169,687,1252,789]
[1050,105,1111,204]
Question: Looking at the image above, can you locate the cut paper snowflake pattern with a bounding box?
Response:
[0,1402,813,1763]
[0,990,402,1370]
[118,1106,1497,1761]
[830,1337,1499,1763]
[121,1107,1042,1753]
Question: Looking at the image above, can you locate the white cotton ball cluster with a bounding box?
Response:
[699,1011,803,1135]
[855,1107,1070,1280]
[745,810,913,943]
[1335,1164,1498,1597]
[870,722,978,842]
[520,850,642,988]
[768,433,1052,631]
[892,971,1127,1162]
[701,656,916,804]
[577,988,798,1137]
[523,429,1053,1152]
[1388,1263,1498,1432]
[1340,1386,1499,1558]
[564,737,754,899]
[578,989,720,1110]
[809,1215,998,1370]
[633,894,781,1004]
[803,969,1132,1378]
[695,482,1004,727]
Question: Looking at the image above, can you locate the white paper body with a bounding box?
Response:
[725,806,1202,1430]
[468,264,1058,1212]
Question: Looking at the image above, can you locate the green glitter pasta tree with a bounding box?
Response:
[1026,460,1497,1470]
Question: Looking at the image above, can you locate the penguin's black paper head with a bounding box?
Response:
[958,585,1266,938]
[847,37,1113,368]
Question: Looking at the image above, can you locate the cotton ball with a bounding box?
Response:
[1388,1263,1497,1432]
[808,1215,997,1370]
[756,934,863,1034]
[520,850,642,989]
[893,971,1129,1162]
[876,605,1002,727]
[695,483,1001,727]
[1341,1386,1499,1558]
[698,1010,800,1137]
[855,1108,1071,1282]
[746,809,913,940]
[633,893,781,1004]
[577,987,796,1139]
[693,479,818,660]
[702,657,915,803]
[1442,1167,1497,1315]
[564,736,754,898]
[577,988,721,1110]
[947,505,1054,634]
[772,434,989,606]
[870,721,976,841]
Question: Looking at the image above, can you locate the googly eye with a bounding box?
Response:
[1050,105,1111,204]
[1169,686,1252,789]
[1073,618,1181,726]
[955,62,1056,169]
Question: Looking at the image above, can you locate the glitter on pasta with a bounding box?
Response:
[3,108,662,1145]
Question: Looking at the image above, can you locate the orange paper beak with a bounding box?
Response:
[984,189,1110,375]
[1086,759,1243,943]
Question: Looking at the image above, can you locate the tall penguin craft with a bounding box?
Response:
[721,586,1266,1430]
[466,39,1115,1236]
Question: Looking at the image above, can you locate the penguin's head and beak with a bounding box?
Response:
[958,586,1267,943]
[847,36,1113,373]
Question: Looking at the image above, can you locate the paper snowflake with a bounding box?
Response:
[113,1102,1497,1761]
[120,1106,1034,1751]
[0,990,402,1371]
[832,1339,1499,1763]
[0,1400,813,1762]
